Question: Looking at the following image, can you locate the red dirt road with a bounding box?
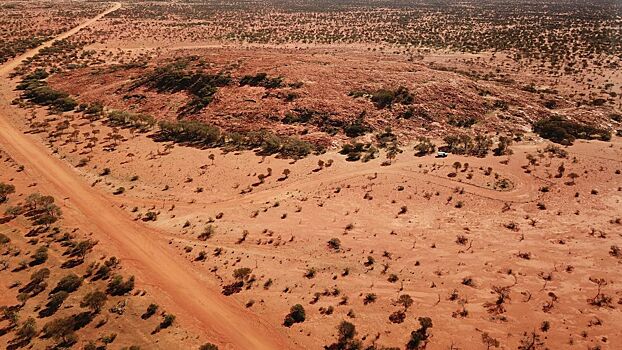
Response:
[0,3,292,350]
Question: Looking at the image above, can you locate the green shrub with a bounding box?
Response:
[534,116,610,145]
[107,110,155,131]
[283,304,305,327]
[370,86,413,109]
[0,182,15,203]
[239,72,283,88]
[106,275,135,296]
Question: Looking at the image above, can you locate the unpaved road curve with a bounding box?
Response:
[0,3,292,350]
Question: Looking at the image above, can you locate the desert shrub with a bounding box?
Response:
[64,239,97,259]
[0,233,10,244]
[42,316,77,345]
[493,136,513,156]
[143,211,158,221]
[414,137,436,156]
[324,321,362,349]
[233,267,252,280]
[343,116,372,137]
[84,101,104,116]
[130,63,231,114]
[15,317,37,341]
[158,120,221,146]
[443,133,492,157]
[283,304,306,327]
[472,133,493,157]
[50,274,82,294]
[544,144,568,159]
[32,202,62,227]
[364,293,377,304]
[0,182,16,203]
[106,275,135,296]
[198,225,216,241]
[389,310,406,323]
[406,317,433,349]
[278,136,312,158]
[239,72,283,88]
[371,86,413,108]
[340,142,377,162]
[4,205,23,218]
[159,314,176,329]
[30,246,49,266]
[42,291,69,316]
[158,121,314,159]
[80,290,107,313]
[304,267,317,278]
[20,268,50,294]
[534,116,610,145]
[448,115,477,128]
[443,133,473,155]
[113,187,125,195]
[282,108,316,124]
[17,72,77,112]
[222,281,244,296]
[142,303,159,319]
[328,238,341,251]
[107,110,155,131]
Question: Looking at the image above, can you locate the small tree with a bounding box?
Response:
[282,168,291,179]
[233,267,252,280]
[481,332,500,349]
[51,274,82,294]
[395,294,414,310]
[452,161,462,173]
[567,172,579,185]
[493,136,513,156]
[141,303,159,319]
[42,292,69,316]
[283,304,306,327]
[4,205,23,218]
[327,238,341,251]
[159,313,176,329]
[325,321,361,349]
[198,225,215,241]
[42,317,76,346]
[30,246,48,266]
[15,317,37,342]
[406,317,433,349]
[0,182,16,203]
[81,290,107,313]
[106,275,135,296]
[414,137,435,156]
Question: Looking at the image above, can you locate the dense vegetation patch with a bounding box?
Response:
[16,69,77,112]
[282,109,372,137]
[106,110,155,132]
[156,119,316,159]
[350,86,414,109]
[442,133,493,157]
[129,63,232,115]
[533,116,611,145]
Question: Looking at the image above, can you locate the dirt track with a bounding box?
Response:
[0,3,292,350]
